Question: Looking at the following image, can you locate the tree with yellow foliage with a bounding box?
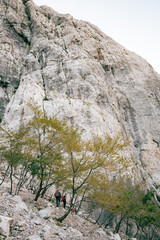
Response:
[22,103,72,201]
[0,125,29,194]
[91,177,160,238]
[56,132,130,222]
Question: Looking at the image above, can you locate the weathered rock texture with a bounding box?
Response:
[0,0,160,186]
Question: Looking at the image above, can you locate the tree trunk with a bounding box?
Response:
[114,215,125,234]
[0,165,9,185]
[104,213,114,228]
[56,208,71,222]
[34,180,43,201]
[99,219,107,228]
[76,186,88,214]
[134,223,140,238]
[15,167,29,195]
[40,182,54,198]
[40,186,48,198]
[9,165,13,194]
[94,208,103,224]
[125,218,129,236]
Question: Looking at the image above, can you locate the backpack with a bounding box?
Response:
[56,191,60,197]
[62,196,66,201]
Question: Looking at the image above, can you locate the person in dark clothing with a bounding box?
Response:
[54,190,61,207]
[62,195,66,209]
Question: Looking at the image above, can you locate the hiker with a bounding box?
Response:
[54,190,61,207]
[62,195,66,209]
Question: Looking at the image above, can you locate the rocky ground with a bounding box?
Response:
[0,182,137,240]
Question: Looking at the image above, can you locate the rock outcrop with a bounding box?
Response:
[0,0,160,186]
[0,215,13,237]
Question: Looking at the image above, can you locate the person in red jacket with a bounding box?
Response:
[54,190,61,207]
[62,195,66,209]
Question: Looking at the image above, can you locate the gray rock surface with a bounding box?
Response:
[11,195,22,203]
[0,0,160,187]
[27,235,42,240]
[38,207,52,219]
[0,215,13,236]
[15,201,28,212]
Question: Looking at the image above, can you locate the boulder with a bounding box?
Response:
[38,207,52,219]
[2,192,10,198]
[58,227,83,240]
[31,217,42,225]
[12,195,22,203]
[26,235,42,240]
[15,202,28,212]
[93,228,108,238]
[0,215,13,236]
[16,220,28,227]
[113,234,121,240]
[107,231,121,240]
[43,224,53,238]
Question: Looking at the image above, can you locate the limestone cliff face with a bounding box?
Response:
[0,0,160,186]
